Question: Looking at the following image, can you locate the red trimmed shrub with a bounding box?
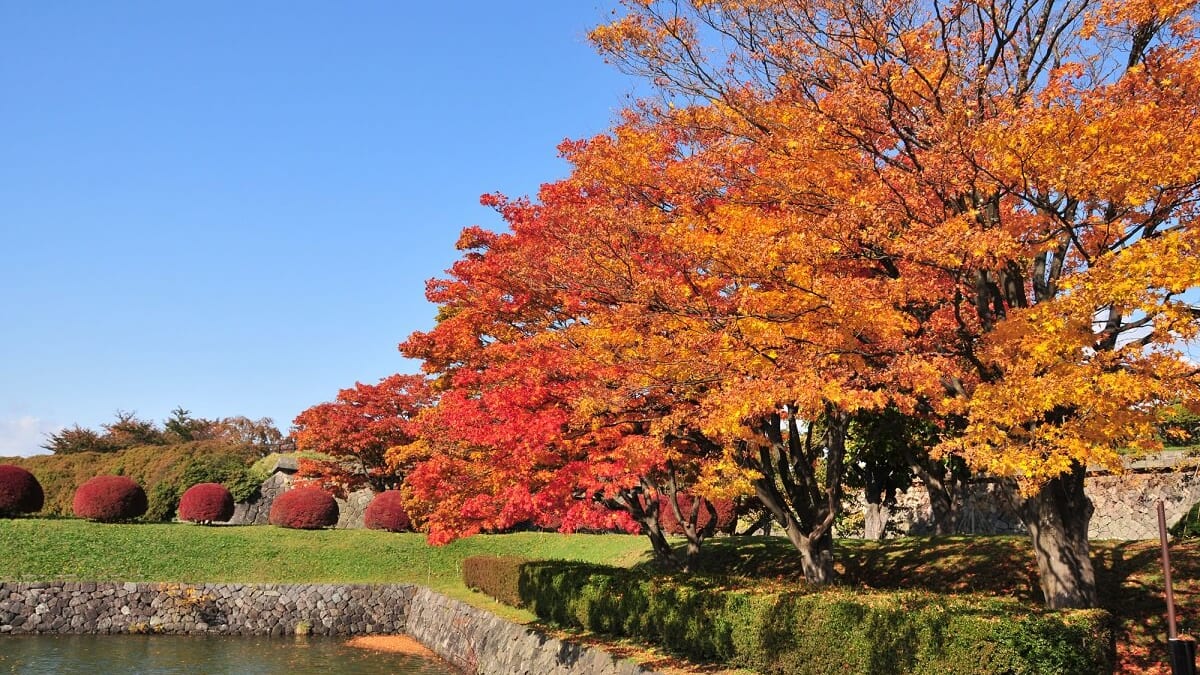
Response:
[364,490,411,532]
[72,475,148,522]
[269,486,338,529]
[658,494,737,535]
[178,482,235,524]
[0,465,44,516]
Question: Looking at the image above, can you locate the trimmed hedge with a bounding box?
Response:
[72,475,148,522]
[0,464,44,516]
[463,558,1113,675]
[463,556,527,607]
[269,486,338,529]
[364,489,412,532]
[178,482,235,523]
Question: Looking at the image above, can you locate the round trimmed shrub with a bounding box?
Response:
[178,482,235,524]
[269,486,338,529]
[72,475,148,522]
[0,465,44,516]
[364,490,411,532]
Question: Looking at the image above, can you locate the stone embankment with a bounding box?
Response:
[0,581,652,675]
[0,582,412,636]
[406,587,646,675]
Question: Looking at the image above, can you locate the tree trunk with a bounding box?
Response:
[925,479,961,535]
[905,449,963,536]
[741,407,846,585]
[1014,464,1098,609]
[863,501,890,540]
[775,511,836,584]
[861,463,892,540]
[642,515,676,566]
[607,486,677,566]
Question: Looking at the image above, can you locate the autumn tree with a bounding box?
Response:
[399,188,746,568]
[589,0,1200,607]
[292,374,429,493]
[206,415,289,454]
[41,425,114,454]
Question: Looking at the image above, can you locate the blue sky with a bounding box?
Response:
[0,1,639,455]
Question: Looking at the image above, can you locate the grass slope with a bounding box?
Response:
[0,520,650,618]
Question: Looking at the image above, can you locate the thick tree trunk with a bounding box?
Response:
[926,486,959,535]
[642,515,676,565]
[1014,464,1098,609]
[742,407,846,585]
[905,449,963,535]
[863,501,890,540]
[764,501,837,584]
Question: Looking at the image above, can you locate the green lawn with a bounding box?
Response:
[0,519,651,618]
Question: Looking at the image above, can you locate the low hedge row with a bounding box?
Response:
[463,555,527,607]
[462,557,1113,675]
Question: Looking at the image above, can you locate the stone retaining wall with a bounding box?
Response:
[0,582,412,636]
[0,582,652,675]
[406,587,646,675]
[848,454,1200,540]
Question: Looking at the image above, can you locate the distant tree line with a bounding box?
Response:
[41,408,290,455]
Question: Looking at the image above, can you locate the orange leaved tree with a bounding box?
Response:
[587,0,1200,607]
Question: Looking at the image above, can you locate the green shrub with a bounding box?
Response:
[462,556,529,607]
[501,561,1113,675]
[1172,501,1200,538]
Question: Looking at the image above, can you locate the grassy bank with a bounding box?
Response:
[0,519,649,615]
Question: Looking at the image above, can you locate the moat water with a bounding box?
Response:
[0,635,457,674]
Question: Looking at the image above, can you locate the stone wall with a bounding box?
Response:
[406,587,647,675]
[848,453,1200,540]
[0,582,653,674]
[228,472,291,525]
[1087,470,1200,540]
[227,472,375,529]
[0,582,412,636]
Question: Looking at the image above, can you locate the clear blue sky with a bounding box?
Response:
[0,1,639,455]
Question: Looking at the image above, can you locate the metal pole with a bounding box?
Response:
[1161,501,1180,640]
[1159,500,1196,675]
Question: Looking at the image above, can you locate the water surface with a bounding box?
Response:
[0,634,457,674]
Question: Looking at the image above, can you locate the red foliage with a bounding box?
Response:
[292,374,430,492]
[657,494,736,535]
[72,475,148,522]
[363,490,412,532]
[0,465,44,516]
[178,482,235,524]
[269,486,339,529]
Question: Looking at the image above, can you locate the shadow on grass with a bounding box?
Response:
[636,535,1042,600]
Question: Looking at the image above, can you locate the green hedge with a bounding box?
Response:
[463,555,527,607]
[464,558,1113,675]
